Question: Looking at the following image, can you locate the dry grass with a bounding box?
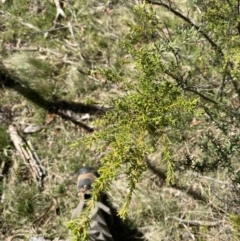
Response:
[0,1,240,241]
[0,1,139,240]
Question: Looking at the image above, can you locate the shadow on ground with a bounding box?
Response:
[105,199,146,241]
[1,65,110,132]
[146,158,209,203]
[1,65,144,241]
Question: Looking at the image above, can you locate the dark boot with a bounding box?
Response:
[71,167,113,241]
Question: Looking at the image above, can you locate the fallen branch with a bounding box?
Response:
[8,125,45,188]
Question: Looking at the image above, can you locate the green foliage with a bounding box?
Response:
[69,3,201,239]
[69,1,240,239]
[66,209,91,241]
[2,0,240,240]
[183,130,239,174]
[88,2,200,215]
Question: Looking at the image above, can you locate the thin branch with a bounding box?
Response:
[226,61,240,103]
[146,1,240,104]
[184,87,218,105]
[181,222,196,240]
[146,0,223,55]
[217,62,229,101]
[163,68,219,105]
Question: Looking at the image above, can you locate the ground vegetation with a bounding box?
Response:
[0,1,240,241]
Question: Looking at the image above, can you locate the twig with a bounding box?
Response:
[165,216,220,227]
[9,125,30,161]
[184,86,219,105]
[44,0,66,38]
[200,175,230,185]
[54,0,66,23]
[163,68,219,105]
[66,11,84,61]
[3,45,39,52]
[181,222,196,240]
[27,140,46,177]
[21,22,40,31]
[55,110,94,133]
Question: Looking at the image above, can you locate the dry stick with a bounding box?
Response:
[8,125,37,181]
[21,22,41,32]
[3,46,39,52]
[8,125,45,187]
[66,3,85,61]
[27,140,46,178]
[44,0,66,38]
[9,125,30,161]
[4,234,26,241]
[166,216,220,227]
[181,222,196,240]
[54,0,66,22]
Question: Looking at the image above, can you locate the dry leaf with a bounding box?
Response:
[45,113,56,125]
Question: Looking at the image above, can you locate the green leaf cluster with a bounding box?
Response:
[75,1,200,224]
[68,1,240,240]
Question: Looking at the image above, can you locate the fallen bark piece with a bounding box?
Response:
[8,125,45,187]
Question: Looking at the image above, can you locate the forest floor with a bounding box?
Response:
[0,1,239,241]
